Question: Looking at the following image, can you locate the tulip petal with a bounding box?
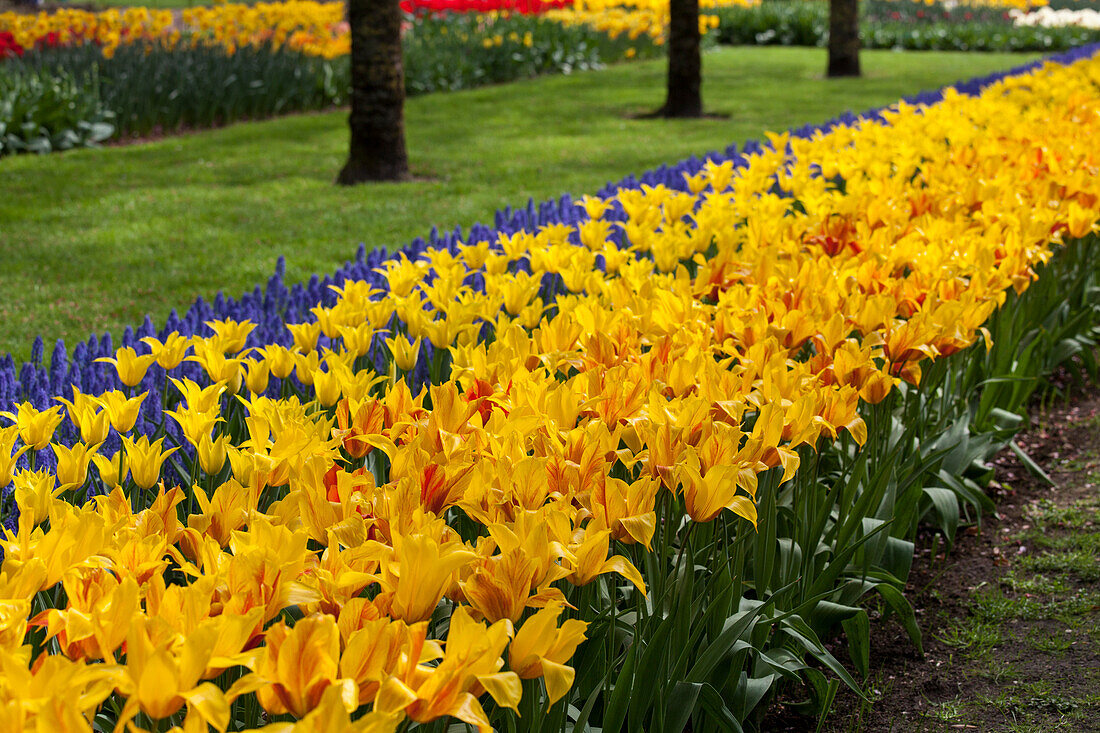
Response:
[475,670,522,712]
[181,682,230,733]
[447,691,493,733]
[726,495,758,527]
[373,676,417,715]
[599,555,647,596]
[541,659,576,705]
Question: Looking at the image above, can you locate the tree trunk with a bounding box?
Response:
[827,0,861,78]
[661,0,702,118]
[338,0,409,185]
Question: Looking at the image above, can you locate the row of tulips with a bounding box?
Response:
[400,0,574,14]
[0,42,1078,414]
[0,0,746,62]
[3,46,1100,733]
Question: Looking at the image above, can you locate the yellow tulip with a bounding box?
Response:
[0,425,30,489]
[0,647,120,730]
[0,402,64,451]
[92,450,129,490]
[242,356,272,394]
[165,404,222,448]
[141,331,193,369]
[93,390,147,434]
[205,318,256,353]
[52,441,99,490]
[170,377,226,414]
[313,367,343,408]
[187,339,244,391]
[120,434,179,490]
[385,334,422,373]
[509,604,588,704]
[567,527,646,594]
[375,527,477,623]
[115,619,231,730]
[256,343,297,379]
[679,459,758,525]
[56,387,111,445]
[95,344,157,386]
[294,348,324,386]
[197,433,231,475]
[288,321,324,352]
[590,475,660,548]
[336,322,379,358]
[12,468,63,526]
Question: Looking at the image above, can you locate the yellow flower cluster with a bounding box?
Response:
[546,0,754,41]
[0,7,174,59]
[181,1,349,59]
[2,51,1100,732]
[1,0,744,60]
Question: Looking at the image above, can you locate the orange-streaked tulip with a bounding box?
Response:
[252,613,356,719]
[375,529,477,623]
[377,606,520,732]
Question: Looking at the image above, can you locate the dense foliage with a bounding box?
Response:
[0,62,113,154]
[0,42,1099,732]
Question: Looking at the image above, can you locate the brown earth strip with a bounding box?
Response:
[766,387,1100,733]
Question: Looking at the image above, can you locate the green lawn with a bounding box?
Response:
[1,46,1036,362]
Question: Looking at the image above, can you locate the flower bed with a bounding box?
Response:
[1011,5,1100,27]
[1,44,1100,731]
[715,0,1100,52]
[4,0,735,154]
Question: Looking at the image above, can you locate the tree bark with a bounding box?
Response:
[827,0,861,78]
[661,0,703,118]
[338,0,409,185]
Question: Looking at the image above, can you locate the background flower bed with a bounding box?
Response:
[715,0,1100,52]
[0,0,691,154]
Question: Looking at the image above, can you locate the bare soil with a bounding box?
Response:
[766,386,1100,732]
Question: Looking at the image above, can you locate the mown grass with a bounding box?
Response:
[0,46,1036,361]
